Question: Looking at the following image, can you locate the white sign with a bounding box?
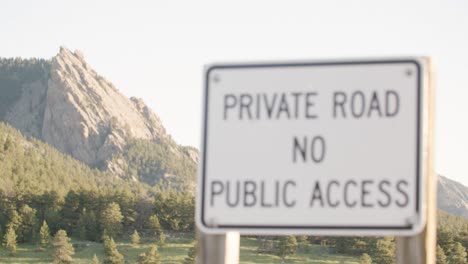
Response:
[196,59,426,236]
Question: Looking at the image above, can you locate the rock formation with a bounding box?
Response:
[2,47,196,172]
[438,175,468,218]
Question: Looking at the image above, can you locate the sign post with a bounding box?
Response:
[196,231,240,264]
[396,58,436,264]
[196,58,433,262]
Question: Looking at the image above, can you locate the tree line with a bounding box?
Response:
[0,188,194,263]
[0,188,194,244]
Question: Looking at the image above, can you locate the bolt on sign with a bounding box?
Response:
[196,59,429,236]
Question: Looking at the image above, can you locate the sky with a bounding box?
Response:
[1,0,467,185]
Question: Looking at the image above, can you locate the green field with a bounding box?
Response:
[0,236,359,264]
[240,237,359,264]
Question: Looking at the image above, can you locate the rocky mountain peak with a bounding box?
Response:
[42,47,169,166]
[438,175,468,218]
[4,47,171,168]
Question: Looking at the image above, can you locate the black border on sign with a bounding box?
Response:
[200,60,422,231]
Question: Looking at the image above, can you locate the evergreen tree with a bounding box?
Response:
[371,237,395,264]
[83,210,99,241]
[438,226,456,254]
[3,135,14,151]
[158,232,166,247]
[7,209,21,236]
[100,203,123,238]
[436,244,447,264]
[103,237,125,264]
[102,233,111,245]
[138,245,160,264]
[459,225,468,251]
[335,237,355,254]
[147,214,162,236]
[275,235,298,260]
[131,230,141,246]
[18,204,38,242]
[39,220,51,248]
[91,254,100,264]
[449,242,467,264]
[153,190,195,232]
[352,238,371,256]
[3,224,17,256]
[52,229,75,264]
[77,212,87,240]
[61,191,81,235]
[360,253,372,264]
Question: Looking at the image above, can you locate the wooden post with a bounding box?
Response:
[396,58,436,264]
[196,230,240,264]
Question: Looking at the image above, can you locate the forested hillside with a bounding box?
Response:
[0,48,197,191]
[111,138,197,191]
[0,121,194,247]
[0,122,126,195]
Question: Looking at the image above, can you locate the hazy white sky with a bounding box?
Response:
[1,0,467,185]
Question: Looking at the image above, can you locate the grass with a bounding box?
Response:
[0,236,359,264]
[0,236,194,264]
[240,237,359,264]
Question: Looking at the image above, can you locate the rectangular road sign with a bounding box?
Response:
[196,59,427,236]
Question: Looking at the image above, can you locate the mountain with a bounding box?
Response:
[1,47,467,209]
[438,175,468,218]
[0,121,131,196]
[0,47,197,190]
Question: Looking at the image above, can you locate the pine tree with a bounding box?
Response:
[131,230,141,246]
[78,208,99,241]
[360,253,372,264]
[7,209,21,237]
[438,226,455,254]
[18,204,38,243]
[335,237,355,254]
[449,242,467,264]
[371,237,395,264]
[103,237,125,264]
[100,203,123,239]
[102,231,110,244]
[39,220,51,248]
[436,244,447,264]
[52,229,75,264]
[78,214,87,241]
[147,214,162,237]
[138,245,160,264]
[3,135,14,151]
[158,232,166,248]
[91,254,100,264]
[275,235,298,260]
[3,224,17,256]
[459,225,468,251]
